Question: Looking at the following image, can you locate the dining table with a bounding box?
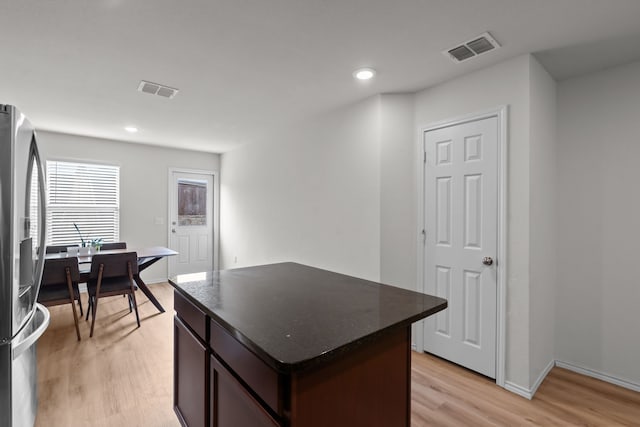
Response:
[44,246,178,313]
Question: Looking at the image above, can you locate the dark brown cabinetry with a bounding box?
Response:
[210,355,279,427]
[174,290,412,427]
[174,316,208,427]
[171,263,447,427]
[174,291,280,427]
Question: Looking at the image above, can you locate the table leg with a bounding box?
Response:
[76,252,174,314]
[135,256,165,313]
[134,275,165,313]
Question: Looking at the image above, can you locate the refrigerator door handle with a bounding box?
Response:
[12,304,50,360]
[30,131,47,303]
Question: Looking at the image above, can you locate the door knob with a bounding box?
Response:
[482,256,493,266]
[172,229,176,233]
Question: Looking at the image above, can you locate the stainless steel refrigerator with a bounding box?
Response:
[0,104,50,427]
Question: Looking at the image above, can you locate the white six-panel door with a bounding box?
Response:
[423,116,498,378]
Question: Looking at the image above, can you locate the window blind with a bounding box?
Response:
[29,165,40,251]
[46,161,120,246]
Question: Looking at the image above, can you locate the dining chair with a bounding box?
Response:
[85,252,140,338]
[38,257,82,341]
[99,242,132,299]
[100,242,127,250]
[46,245,75,254]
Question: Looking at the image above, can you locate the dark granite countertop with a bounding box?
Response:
[169,262,447,373]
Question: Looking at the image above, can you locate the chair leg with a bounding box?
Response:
[78,296,83,316]
[130,292,140,328]
[128,294,133,313]
[66,281,81,341]
[90,296,99,338]
[70,298,81,341]
[85,296,92,321]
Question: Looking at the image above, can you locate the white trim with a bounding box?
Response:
[504,381,533,400]
[504,359,640,400]
[167,167,220,276]
[530,359,555,397]
[495,105,508,388]
[82,278,167,290]
[416,106,508,387]
[45,155,121,168]
[419,106,508,134]
[46,160,121,246]
[138,277,167,285]
[414,121,426,354]
[555,360,640,393]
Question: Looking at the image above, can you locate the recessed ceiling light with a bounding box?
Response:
[353,68,376,80]
[124,126,138,133]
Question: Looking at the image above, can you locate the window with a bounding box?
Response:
[29,161,41,251]
[46,160,120,246]
[178,179,207,226]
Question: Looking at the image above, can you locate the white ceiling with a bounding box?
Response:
[2,0,640,153]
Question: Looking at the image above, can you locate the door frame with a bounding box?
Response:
[416,106,508,387]
[167,167,220,276]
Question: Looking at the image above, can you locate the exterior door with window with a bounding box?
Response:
[422,116,498,378]
[169,171,214,276]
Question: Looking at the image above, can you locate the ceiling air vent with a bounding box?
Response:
[137,80,179,99]
[444,32,500,63]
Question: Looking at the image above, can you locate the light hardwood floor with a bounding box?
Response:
[36,282,180,427]
[412,352,640,426]
[36,283,640,427]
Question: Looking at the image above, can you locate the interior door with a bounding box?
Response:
[169,171,214,276]
[422,116,498,378]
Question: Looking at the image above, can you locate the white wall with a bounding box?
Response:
[37,131,220,282]
[379,93,416,290]
[378,93,422,347]
[556,59,640,386]
[220,96,381,281]
[414,55,533,389]
[221,54,550,391]
[528,58,557,387]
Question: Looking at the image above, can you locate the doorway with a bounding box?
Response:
[168,169,217,277]
[420,108,506,383]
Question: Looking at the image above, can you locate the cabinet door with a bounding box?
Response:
[210,355,279,427]
[175,316,208,427]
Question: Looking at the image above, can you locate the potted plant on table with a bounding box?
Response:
[73,223,102,254]
[90,238,103,251]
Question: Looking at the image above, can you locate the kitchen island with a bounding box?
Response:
[169,262,447,427]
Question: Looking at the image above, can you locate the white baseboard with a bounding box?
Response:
[504,359,554,400]
[504,359,640,400]
[78,279,166,293]
[504,381,533,400]
[530,359,555,397]
[555,360,640,393]
[143,278,168,285]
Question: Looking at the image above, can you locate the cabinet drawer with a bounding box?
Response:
[175,316,208,427]
[211,355,280,427]
[209,319,281,414]
[174,290,207,340]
